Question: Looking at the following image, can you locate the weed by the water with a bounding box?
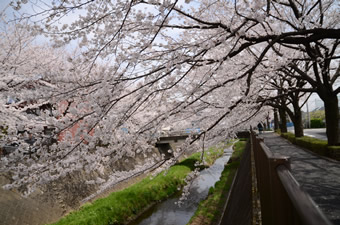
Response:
[187,139,247,225]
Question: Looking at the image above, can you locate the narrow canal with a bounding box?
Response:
[130,147,234,225]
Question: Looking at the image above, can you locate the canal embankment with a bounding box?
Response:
[130,145,235,225]
[50,141,233,225]
[187,139,247,225]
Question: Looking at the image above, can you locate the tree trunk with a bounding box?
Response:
[274,109,279,130]
[293,112,304,137]
[292,101,304,138]
[323,95,339,145]
[278,108,287,133]
[266,116,270,130]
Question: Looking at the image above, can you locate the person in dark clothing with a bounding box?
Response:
[257,123,263,134]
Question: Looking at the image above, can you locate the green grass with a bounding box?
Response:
[0,125,8,140]
[187,139,247,225]
[231,140,246,160]
[280,132,340,160]
[199,141,234,166]
[281,132,297,144]
[51,142,230,225]
[327,146,340,160]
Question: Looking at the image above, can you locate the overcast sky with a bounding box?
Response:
[0,0,335,111]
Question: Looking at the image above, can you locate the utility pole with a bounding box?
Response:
[306,101,310,128]
[274,108,279,130]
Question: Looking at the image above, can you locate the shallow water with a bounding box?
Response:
[131,147,233,225]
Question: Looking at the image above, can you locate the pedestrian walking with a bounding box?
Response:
[257,123,263,134]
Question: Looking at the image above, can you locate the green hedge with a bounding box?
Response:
[280,132,340,160]
[328,146,340,161]
[310,119,325,128]
[281,132,296,144]
[295,136,328,156]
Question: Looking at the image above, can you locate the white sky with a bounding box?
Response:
[0,0,337,111]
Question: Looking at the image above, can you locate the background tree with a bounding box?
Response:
[287,40,340,145]
[277,67,310,137]
[1,0,339,193]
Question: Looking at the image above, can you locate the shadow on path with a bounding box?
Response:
[261,132,340,225]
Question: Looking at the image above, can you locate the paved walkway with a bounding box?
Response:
[261,132,340,225]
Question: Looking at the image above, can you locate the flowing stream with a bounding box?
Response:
[130,147,233,225]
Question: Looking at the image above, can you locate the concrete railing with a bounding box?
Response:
[251,131,333,225]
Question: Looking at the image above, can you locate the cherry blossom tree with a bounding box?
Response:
[263,69,310,137]
[286,41,340,145]
[0,18,59,144]
[1,0,339,195]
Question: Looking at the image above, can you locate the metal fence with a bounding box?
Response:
[251,132,333,225]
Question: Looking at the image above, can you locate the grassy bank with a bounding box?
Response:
[51,142,232,225]
[280,132,340,161]
[187,139,247,225]
[199,141,233,166]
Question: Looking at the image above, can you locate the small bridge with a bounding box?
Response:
[155,135,189,159]
[155,129,200,159]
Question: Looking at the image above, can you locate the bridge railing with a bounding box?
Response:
[251,131,333,225]
[159,129,200,137]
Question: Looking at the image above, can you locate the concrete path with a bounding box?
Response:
[261,132,340,225]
